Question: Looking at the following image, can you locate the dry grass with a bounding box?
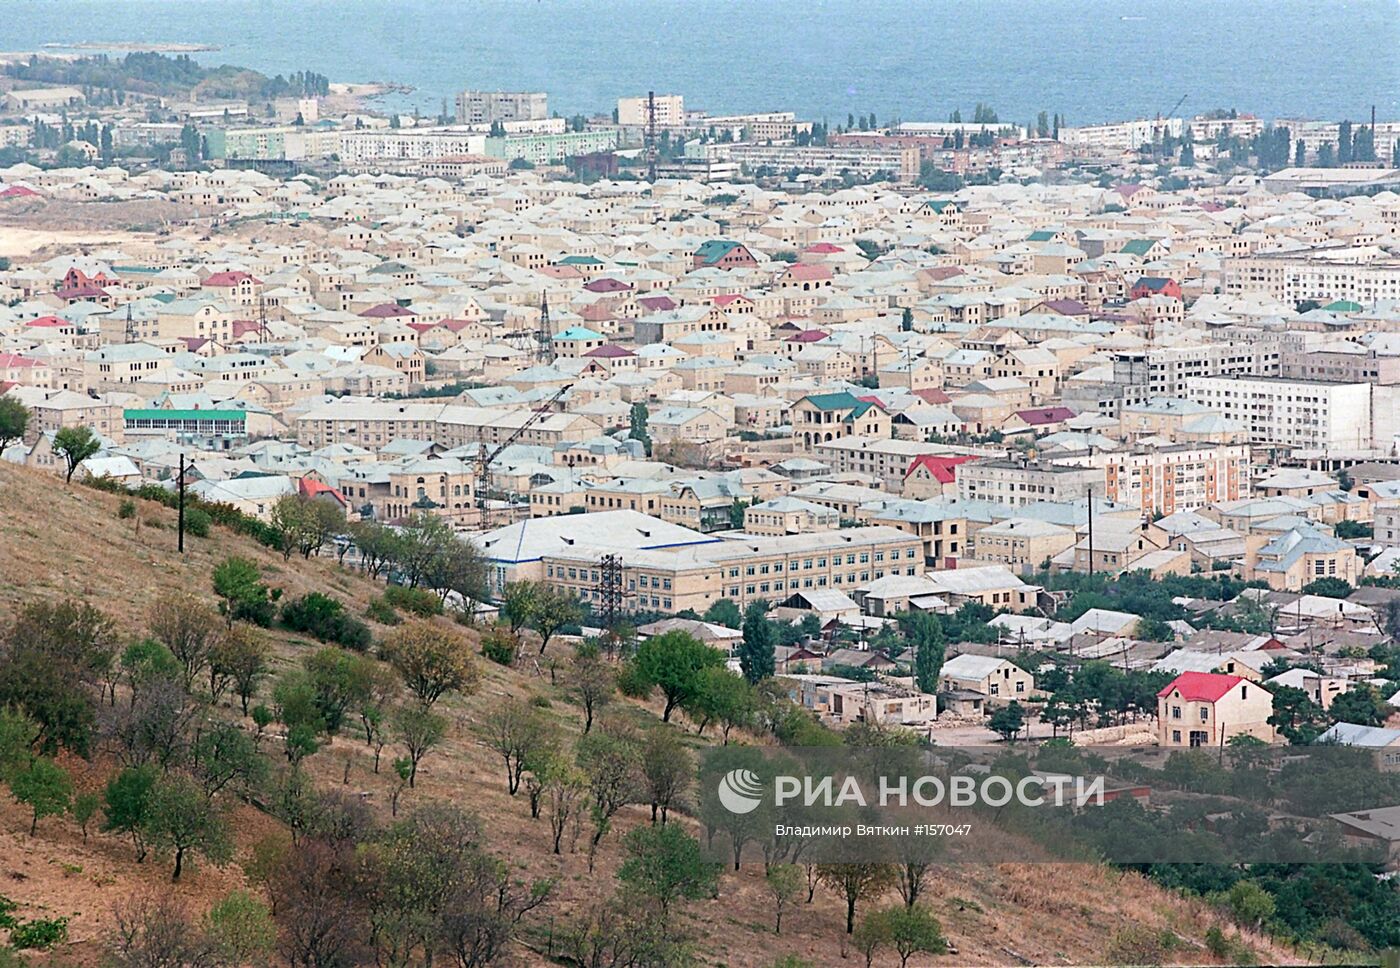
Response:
[0,463,1307,966]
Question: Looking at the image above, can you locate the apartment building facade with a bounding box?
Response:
[1186,376,1372,450]
[455,90,548,125]
[1223,247,1400,304]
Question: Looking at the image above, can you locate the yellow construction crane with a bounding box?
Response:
[474,382,573,529]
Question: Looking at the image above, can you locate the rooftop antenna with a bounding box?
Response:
[645,90,658,183]
[123,301,135,343]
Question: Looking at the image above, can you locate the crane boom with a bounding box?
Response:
[475,382,573,528]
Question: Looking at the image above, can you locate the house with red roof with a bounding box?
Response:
[902,454,977,499]
[581,344,638,374]
[298,476,349,510]
[778,263,833,292]
[1130,276,1182,301]
[1157,671,1274,747]
[359,303,419,325]
[0,185,41,200]
[201,270,264,307]
[637,294,678,313]
[53,283,111,307]
[1002,406,1076,435]
[584,277,632,294]
[0,352,52,388]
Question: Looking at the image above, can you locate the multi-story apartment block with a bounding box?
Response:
[455,90,548,125]
[1186,376,1372,450]
[617,94,685,127]
[339,127,488,164]
[1223,246,1400,305]
[1056,444,1251,515]
[1111,340,1282,399]
[715,143,921,183]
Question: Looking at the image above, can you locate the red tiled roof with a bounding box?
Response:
[26,315,67,328]
[406,321,435,334]
[1039,298,1088,316]
[202,270,262,287]
[713,293,752,307]
[584,277,632,293]
[231,320,264,338]
[0,352,42,368]
[56,284,106,300]
[0,185,40,199]
[579,302,617,322]
[920,266,965,281]
[359,303,414,318]
[786,329,830,343]
[784,263,832,281]
[298,477,348,507]
[1157,671,1243,703]
[803,242,844,254]
[583,344,636,359]
[912,388,953,405]
[1014,407,1076,426]
[538,265,582,279]
[638,295,677,311]
[904,454,976,483]
[179,337,209,352]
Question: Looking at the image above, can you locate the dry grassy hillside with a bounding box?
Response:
[0,462,1302,966]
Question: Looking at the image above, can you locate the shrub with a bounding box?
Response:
[117,499,136,519]
[366,597,401,625]
[281,593,371,651]
[9,916,68,950]
[184,507,212,538]
[383,584,443,617]
[529,694,552,709]
[479,627,518,666]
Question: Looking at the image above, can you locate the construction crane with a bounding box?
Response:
[1153,94,1188,147]
[474,382,573,528]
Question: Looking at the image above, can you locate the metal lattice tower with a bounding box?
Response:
[536,291,553,363]
[645,90,658,183]
[123,302,135,343]
[596,554,623,633]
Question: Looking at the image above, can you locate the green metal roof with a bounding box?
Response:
[1120,239,1156,256]
[1324,300,1362,312]
[803,391,861,412]
[694,239,742,264]
[124,409,247,422]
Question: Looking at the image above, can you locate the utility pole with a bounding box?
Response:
[177,452,187,553]
[1086,488,1094,576]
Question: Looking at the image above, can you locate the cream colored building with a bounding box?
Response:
[1157,672,1274,747]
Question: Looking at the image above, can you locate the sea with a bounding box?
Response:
[5,0,1399,126]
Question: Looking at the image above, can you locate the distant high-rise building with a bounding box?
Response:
[454,90,548,125]
[617,94,685,127]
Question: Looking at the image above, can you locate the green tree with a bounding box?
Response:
[10,756,71,834]
[478,697,556,795]
[211,556,274,627]
[900,307,914,332]
[147,591,223,691]
[877,905,948,967]
[210,624,269,715]
[1329,684,1387,727]
[766,864,805,934]
[500,581,538,633]
[394,703,446,787]
[902,612,944,694]
[1301,577,1351,599]
[570,642,614,733]
[617,823,718,922]
[818,863,897,934]
[102,764,157,861]
[629,630,726,722]
[145,773,232,880]
[989,701,1025,743]
[204,889,276,965]
[739,602,776,684]
[686,666,755,742]
[530,586,583,654]
[628,402,651,454]
[703,598,742,629]
[0,397,29,454]
[1225,879,1275,930]
[381,620,480,707]
[53,425,100,482]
